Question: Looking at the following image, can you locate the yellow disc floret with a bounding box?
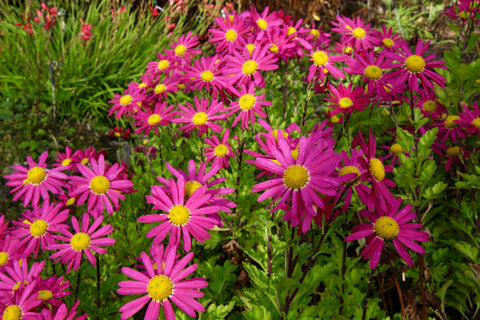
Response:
[158,60,170,70]
[256,19,268,30]
[70,232,91,251]
[312,51,328,66]
[472,118,480,128]
[27,167,47,185]
[120,95,132,106]
[283,165,309,190]
[148,114,162,125]
[352,27,366,39]
[147,275,173,302]
[309,29,320,39]
[339,97,353,109]
[175,44,187,56]
[62,158,72,166]
[30,219,48,237]
[38,290,53,301]
[184,180,202,200]
[2,305,22,320]
[239,94,256,110]
[90,176,110,194]
[201,70,214,82]
[339,165,361,185]
[364,65,383,80]
[405,55,426,73]
[0,252,9,266]
[446,146,461,157]
[382,38,394,47]
[225,29,237,42]
[374,216,399,240]
[370,158,385,181]
[192,112,208,125]
[242,60,258,75]
[390,143,405,154]
[444,115,460,129]
[154,84,166,94]
[168,205,190,226]
[423,100,437,113]
[214,144,229,157]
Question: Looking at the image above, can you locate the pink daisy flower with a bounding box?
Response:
[209,14,249,54]
[140,176,221,251]
[264,27,297,62]
[356,130,396,212]
[384,39,447,92]
[251,133,342,233]
[225,45,278,88]
[0,260,44,293]
[5,151,69,208]
[133,101,176,135]
[144,73,180,104]
[118,246,207,320]
[69,154,134,217]
[324,83,371,116]
[346,197,429,269]
[145,52,176,77]
[40,301,87,320]
[432,114,468,143]
[0,236,22,272]
[53,146,75,170]
[184,55,230,95]
[35,275,71,308]
[165,31,201,65]
[343,50,394,99]
[108,87,145,119]
[71,146,98,167]
[224,83,272,129]
[249,6,282,42]
[173,96,225,137]
[47,213,115,274]
[0,279,42,320]
[331,15,381,52]
[205,129,234,169]
[11,201,69,258]
[414,90,446,120]
[307,45,346,83]
[374,25,407,52]
[455,102,480,136]
[284,18,313,56]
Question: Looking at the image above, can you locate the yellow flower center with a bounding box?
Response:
[138,82,147,89]
[30,219,48,237]
[423,100,437,112]
[472,118,480,128]
[2,305,22,320]
[158,60,170,70]
[154,84,166,94]
[239,94,256,110]
[70,232,91,251]
[27,167,46,185]
[287,26,296,36]
[242,60,258,75]
[352,27,366,39]
[382,38,394,47]
[374,216,399,240]
[257,18,268,30]
[184,180,202,200]
[269,43,279,53]
[309,29,320,39]
[89,176,110,194]
[192,112,208,125]
[177,83,185,90]
[147,275,173,302]
[390,143,405,154]
[405,55,426,73]
[339,97,353,109]
[271,129,288,142]
[214,144,228,157]
[168,205,190,226]
[364,65,383,80]
[339,165,361,185]
[444,115,460,129]
[246,44,256,55]
[81,158,89,165]
[225,29,237,41]
[0,252,9,266]
[446,146,461,157]
[120,95,132,106]
[283,165,309,190]
[148,114,162,125]
[312,51,328,66]
[331,116,340,124]
[62,158,72,166]
[175,44,187,56]
[370,158,385,181]
[38,290,53,301]
[66,197,76,206]
[291,149,299,161]
[201,70,214,82]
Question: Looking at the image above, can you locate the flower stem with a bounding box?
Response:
[388,259,405,317]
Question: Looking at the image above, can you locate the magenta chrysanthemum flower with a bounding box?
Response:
[53,146,75,170]
[209,14,249,54]
[346,197,429,269]
[140,176,221,251]
[173,96,225,137]
[432,113,467,143]
[134,101,176,135]
[0,260,44,292]
[0,236,22,272]
[5,151,69,208]
[205,129,234,169]
[225,45,278,88]
[165,31,201,64]
[40,301,88,320]
[118,245,207,320]
[47,213,115,274]
[374,25,407,51]
[384,39,447,92]
[184,55,230,95]
[432,142,469,171]
[307,45,346,83]
[146,52,176,77]
[356,130,396,212]
[224,83,272,129]
[414,90,445,120]
[108,87,145,119]
[35,275,71,308]
[249,6,282,41]
[69,154,134,217]
[331,15,381,51]
[251,133,342,233]
[72,146,98,167]
[455,102,480,136]
[145,74,179,104]
[11,201,69,258]
[343,51,394,99]
[324,83,371,116]
[0,279,42,320]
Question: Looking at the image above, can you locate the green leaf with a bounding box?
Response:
[454,241,478,262]
[396,127,415,153]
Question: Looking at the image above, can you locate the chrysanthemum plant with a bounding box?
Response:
[2,1,480,319]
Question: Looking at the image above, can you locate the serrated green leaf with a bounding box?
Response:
[396,127,415,152]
